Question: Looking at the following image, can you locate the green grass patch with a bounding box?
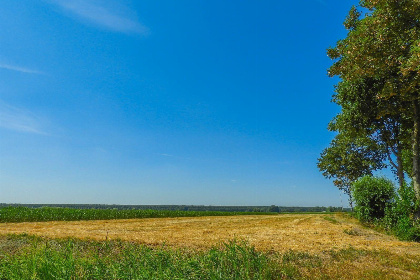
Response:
[323,215,340,224]
[1,234,419,280]
[0,235,283,280]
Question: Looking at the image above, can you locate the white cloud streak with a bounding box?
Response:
[157,153,192,160]
[0,64,45,75]
[158,153,174,157]
[0,101,47,134]
[49,0,149,34]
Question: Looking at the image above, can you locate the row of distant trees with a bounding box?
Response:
[0,204,346,213]
[318,0,420,215]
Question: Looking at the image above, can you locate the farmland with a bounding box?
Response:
[1,210,420,279]
[0,206,275,223]
[1,212,419,254]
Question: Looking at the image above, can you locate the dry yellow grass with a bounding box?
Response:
[1,213,419,256]
[2,213,420,279]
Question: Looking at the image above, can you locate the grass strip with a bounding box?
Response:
[0,234,419,280]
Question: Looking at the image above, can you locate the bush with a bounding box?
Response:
[392,216,420,241]
[383,183,415,227]
[352,176,395,222]
[383,183,420,241]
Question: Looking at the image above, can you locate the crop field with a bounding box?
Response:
[1,212,420,279]
[0,206,274,223]
[0,213,419,254]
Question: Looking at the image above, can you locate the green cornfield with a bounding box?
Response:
[0,207,275,223]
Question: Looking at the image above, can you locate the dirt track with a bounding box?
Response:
[1,213,419,254]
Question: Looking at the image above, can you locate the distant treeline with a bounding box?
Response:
[0,204,349,213]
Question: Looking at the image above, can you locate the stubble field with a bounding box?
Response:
[1,213,420,279]
[1,213,419,254]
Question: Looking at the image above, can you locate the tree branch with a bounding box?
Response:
[385,144,398,171]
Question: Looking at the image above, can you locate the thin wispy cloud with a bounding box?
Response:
[49,0,149,35]
[157,153,191,160]
[0,101,47,135]
[159,153,175,157]
[0,63,45,75]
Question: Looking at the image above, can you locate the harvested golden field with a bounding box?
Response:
[1,213,419,256]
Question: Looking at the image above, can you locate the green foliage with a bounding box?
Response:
[2,234,420,280]
[384,183,416,225]
[383,183,420,241]
[391,216,420,242]
[350,177,420,242]
[0,204,346,214]
[0,207,275,223]
[325,0,420,200]
[318,132,385,204]
[352,176,395,221]
[0,236,284,280]
[321,0,420,242]
[343,6,361,30]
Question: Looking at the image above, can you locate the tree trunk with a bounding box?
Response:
[385,141,405,190]
[348,194,353,211]
[412,98,420,216]
[396,143,405,190]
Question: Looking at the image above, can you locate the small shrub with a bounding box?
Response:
[352,176,395,222]
[384,183,416,223]
[383,183,420,241]
[392,216,420,241]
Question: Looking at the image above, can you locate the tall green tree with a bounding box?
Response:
[330,78,412,189]
[327,0,420,203]
[318,76,409,202]
[318,132,385,208]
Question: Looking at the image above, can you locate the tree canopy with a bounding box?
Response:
[320,0,420,206]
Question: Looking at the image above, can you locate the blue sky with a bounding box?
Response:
[0,0,361,206]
